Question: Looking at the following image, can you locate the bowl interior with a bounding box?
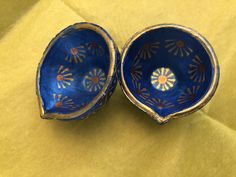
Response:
[39,25,110,114]
[123,27,214,117]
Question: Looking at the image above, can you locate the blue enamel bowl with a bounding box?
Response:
[36,22,119,120]
[120,24,220,124]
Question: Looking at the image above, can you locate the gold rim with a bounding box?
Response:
[120,24,220,124]
[36,23,116,120]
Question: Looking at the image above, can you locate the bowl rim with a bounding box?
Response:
[36,22,117,120]
[120,23,220,124]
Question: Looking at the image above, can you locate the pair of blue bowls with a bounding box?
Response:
[36,22,220,124]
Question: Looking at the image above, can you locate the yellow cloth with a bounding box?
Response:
[1,0,236,176]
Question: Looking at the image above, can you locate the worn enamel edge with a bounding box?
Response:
[36,22,117,120]
[120,24,220,124]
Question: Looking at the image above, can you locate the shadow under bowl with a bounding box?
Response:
[120,24,219,124]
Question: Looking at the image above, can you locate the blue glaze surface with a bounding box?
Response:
[123,27,213,117]
[37,23,119,120]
